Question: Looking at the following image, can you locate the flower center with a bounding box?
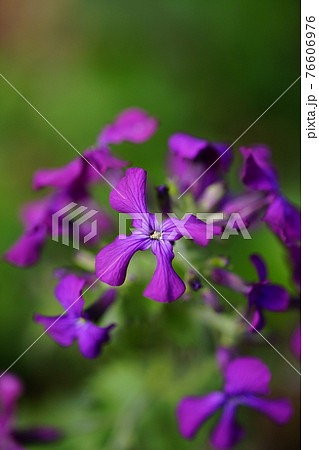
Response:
[150,230,163,240]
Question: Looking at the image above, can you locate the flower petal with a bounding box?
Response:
[84,289,117,322]
[242,396,293,424]
[0,437,24,450]
[77,322,115,358]
[249,284,289,312]
[109,167,148,216]
[33,158,83,190]
[169,133,209,159]
[222,191,268,218]
[210,402,244,449]
[249,307,265,332]
[96,234,149,286]
[168,134,231,199]
[177,392,225,439]
[98,108,158,145]
[34,315,78,347]
[263,195,301,245]
[224,357,271,396]
[212,268,249,294]
[202,289,223,313]
[143,241,185,302]
[4,226,47,267]
[250,254,267,282]
[54,275,86,316]
[13,427,62,445]
[0,374,23,413]
[240,146,278,192]
[165,215,214,246]
[83,147,128,184]
[21,197,51,228]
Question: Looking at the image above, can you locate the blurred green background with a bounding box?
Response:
[0,1,300,449]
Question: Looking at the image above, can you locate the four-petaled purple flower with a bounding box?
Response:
[0,373,61,449]
[212,254,290,331]
[168,133,232,199]
[96,167,216,302]
[34,274,116,358]
[177,356,293,449]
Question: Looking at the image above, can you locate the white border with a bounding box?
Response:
[302,0,319,447]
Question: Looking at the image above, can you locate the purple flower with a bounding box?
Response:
[34,274,116,358]
[188,275,202,292]
[235,145,300,246]
[263,195,301,245]
[177,356,293,449]
[168,133,231,199]
[96,167,214,302]
[5,146,124,267]
[240,146,279,192]
[33,147,127,191]
[201,289,224,313]
[5,106,158,267]
[98,108,158,145]
[212,254,289,331]
[0,373,61,449]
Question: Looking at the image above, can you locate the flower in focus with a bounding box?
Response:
[96,167,218,302]
[168,133,231,200]
[0,373,61,449]
[212,254,290,331]
[177,356,293,449]
[34,274,116,358]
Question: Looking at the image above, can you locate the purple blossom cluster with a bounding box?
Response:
[0,373,61,449]
[4,108,300,448]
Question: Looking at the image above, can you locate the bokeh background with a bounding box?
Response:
[0,1,300,449]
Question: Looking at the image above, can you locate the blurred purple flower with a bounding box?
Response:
[177,356,293,449]
[34,274,116,358]
[0,373,61,449]
[98,108,158,145]
[202,289,223,313]
[168,133,231,199]
[223,146,300,246]
[212,254,289,331]
[240,146,279,192]
[5,108,159,267]
[5,146,126,267]
[263,195,301,246]
[96,167,216,302]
